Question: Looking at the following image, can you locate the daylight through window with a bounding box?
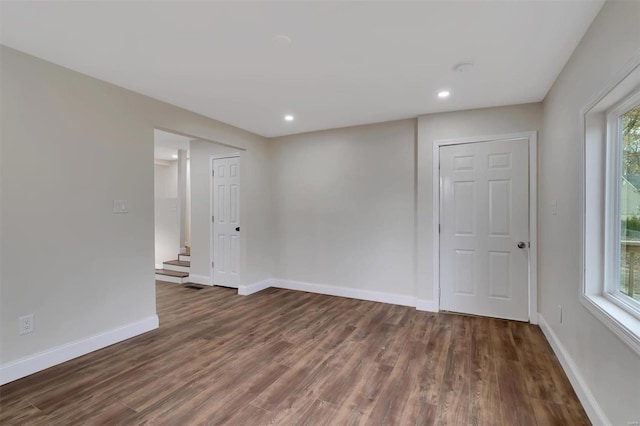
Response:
[618,103,640,308]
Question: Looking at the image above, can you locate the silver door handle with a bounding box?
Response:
[517,242,526,249]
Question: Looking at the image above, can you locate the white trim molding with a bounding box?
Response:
[239,277,441,311]
[272,278,418,308]
[432,131,538,323]
[0,315,159,386]
[415,299,439,312]
[581,295,640,356]
[538,314,610,426]
[189,274,213,286]
[238,279,273,296]
[581,53,640,355]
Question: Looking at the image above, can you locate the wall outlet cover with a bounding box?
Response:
[19,314,34,335]
[113,199,128,214]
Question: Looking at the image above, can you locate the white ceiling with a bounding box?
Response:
[0,1,604,138]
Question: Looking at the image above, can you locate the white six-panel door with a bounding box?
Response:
[440,138,529,321]
[212,156,240,288]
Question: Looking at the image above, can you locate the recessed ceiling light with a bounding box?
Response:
[284,114,294,122]
[172,154,178,159]
[438,91,450,99]
[453,63,474,73]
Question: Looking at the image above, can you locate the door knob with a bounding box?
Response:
[236,227,240,232]
[517,241,526,249]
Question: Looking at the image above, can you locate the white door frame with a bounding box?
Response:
[210,153,241,286]
[432,131,538,323]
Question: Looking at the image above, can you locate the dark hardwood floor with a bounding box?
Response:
[0,281,590,425]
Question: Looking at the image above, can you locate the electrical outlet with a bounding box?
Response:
[112,199,128,214]
[19,315,34,335]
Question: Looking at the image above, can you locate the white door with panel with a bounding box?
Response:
[440,138,529,321]
[212,156,240,288]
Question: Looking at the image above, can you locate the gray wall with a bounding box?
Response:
[539,1,640,424]
[154,162,179,267]
[271,119,417,297]
[271,106,543,304]
[0,46,274,364]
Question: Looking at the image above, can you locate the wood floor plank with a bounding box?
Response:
[371,342,431,425]
[295,399,339,426]
[223,403,273,425]
[421,314,454,406]
[531,397,578,426]
[469,317,502,426]
[0,281,590,425]
[0,398,44,424]
[434,315,471,426]
[325,358,393,424]
[513,323,568,404]
[84,402,137,426]
[495,357,538,426]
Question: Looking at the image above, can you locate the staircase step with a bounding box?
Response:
[163,260,190,273]
[165,260,190,267]
[155,269,188,278]
[178,254,191,261]
[155,269,189,284]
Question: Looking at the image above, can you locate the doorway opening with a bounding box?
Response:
[153,129,245,288]
[154,129,192,284]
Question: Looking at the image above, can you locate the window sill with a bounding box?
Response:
[581,294,640,356]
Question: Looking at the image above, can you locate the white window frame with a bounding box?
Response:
[581,52,640,356]
[603,89,640,319]
[604,91,640,319]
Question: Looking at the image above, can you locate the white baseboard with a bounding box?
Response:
[245,278,440,310]
[0,315,159,386]
[188,274,212,286]
[271,278,417,307]
[416,299,439,312]
[238,279,273,296]
[538,314,609,426]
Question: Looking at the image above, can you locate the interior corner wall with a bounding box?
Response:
[539,1,640,424]
[270,119,417,298]
[154,162,179,267]
[416,103,543,304]
[186,158,191,247]
[0,46,273,368]
[154,162,178,199]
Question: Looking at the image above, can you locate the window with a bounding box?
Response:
[608,99,640,317]
[583,61,640,356]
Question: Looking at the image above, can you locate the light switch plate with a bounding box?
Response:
[113,199,128,214]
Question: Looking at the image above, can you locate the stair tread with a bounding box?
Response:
[155,269,189,278]
[163,260,190,267]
